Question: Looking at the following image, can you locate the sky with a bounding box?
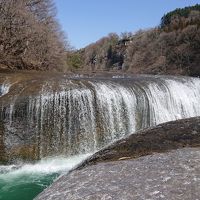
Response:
[55,0,200,49]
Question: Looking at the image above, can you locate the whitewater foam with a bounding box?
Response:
[0,83,10,97]
[0,154,90,181]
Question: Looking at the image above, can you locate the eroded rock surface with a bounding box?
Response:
[36,117,200,200]
[76,117,200,169]
[36,147,200,200]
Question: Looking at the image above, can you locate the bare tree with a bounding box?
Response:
[0,0,69,70]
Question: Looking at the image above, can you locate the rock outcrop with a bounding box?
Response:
[36,147,200,200]
[76,117,200,169]
[36,117,200,200]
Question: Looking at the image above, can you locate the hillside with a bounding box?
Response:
[0,0,68,71]
[67,4,200,76]
[0,3,199,75]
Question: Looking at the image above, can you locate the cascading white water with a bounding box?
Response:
[0,75,200,200]
[0,83,10,97]
[144,77,200,124]
[1,75,200,159]
[91,81,137,142]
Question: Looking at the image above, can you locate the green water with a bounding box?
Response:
[0,173,58,200]
[0,154,90,200]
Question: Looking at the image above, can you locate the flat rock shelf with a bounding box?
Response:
[36,147,200,200]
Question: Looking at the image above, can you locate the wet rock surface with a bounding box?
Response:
[76,117,200,169]
[36,147,200,200]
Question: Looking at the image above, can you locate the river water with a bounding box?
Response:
[0,74,200,199]
[0,154,90,200]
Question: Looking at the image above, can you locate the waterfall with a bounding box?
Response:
[1,75,200,160]
[0,83,10,97]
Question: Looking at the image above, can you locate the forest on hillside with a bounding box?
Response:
[0,2,199,76]
[68,4,200,76]
[0,0,69,71]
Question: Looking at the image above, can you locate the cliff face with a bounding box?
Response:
[68,5,200,77]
